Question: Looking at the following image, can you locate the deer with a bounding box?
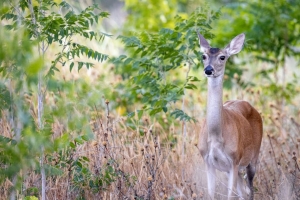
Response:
[197,32,263,200]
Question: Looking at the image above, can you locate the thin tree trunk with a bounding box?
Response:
[9,4,24,199]
[181,64,191,181]
[38,71,46,200]
[28,0,46,199]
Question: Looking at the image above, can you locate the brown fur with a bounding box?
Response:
[199,100,263,167]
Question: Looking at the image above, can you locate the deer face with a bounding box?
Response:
[201,48,228,77]
[197,33,245,78]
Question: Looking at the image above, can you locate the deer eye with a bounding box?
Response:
[220,56,226,60]
[202,55,207,60]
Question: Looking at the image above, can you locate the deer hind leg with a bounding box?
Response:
[206,163,216,200]
[246,164,256,200]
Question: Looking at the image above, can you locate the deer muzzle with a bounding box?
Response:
[204,65,214,76]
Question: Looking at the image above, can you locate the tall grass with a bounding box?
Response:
[1,81,299,200]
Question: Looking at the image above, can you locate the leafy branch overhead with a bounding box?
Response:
[2,0,110,75]
[113,6,220,120]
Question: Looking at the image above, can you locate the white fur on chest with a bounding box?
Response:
[204,145,232,172]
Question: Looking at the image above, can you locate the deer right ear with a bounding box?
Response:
[197,32,210,52]
[225,33,245,56]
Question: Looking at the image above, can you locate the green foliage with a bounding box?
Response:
[214,0,300,58]
[0,27,33,79]
[123,0,179,33]
[73,161,117,192]
[171,109,196,122]
[24,187,39,198]
[213,0,300,100]
[0,83,11,116]
[1,0,109,76]
[24,196,38,200]
[0,0,110,196]
[122,0,207,33]
[0,125,42,181]
[113,6,220,117]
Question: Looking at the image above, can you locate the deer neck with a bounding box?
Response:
[206,75,224,144]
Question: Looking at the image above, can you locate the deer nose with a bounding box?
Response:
[204,65,214,75]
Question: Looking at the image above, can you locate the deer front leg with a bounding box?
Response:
[206,163,216,200]
[227,165,239,199]
[237,171,246,199]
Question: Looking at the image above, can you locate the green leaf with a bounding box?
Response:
[188,76,201,82]
[24,196,38,200]
[137,110,143,120]
[124,57,133,65]
[81,135,89,141]
[78,62,83,71]
[69,62,74,71]
[25,57,43,76]
[162,106,168,113]
[53,133,69,150]
[170,109,196,122]
[75,137,84,144]
[149,107,162,116]
[127,112,135,118]
[75,161,83,168]
[82,156,89,162]
[69,142,76,149]
[184,83,197,90]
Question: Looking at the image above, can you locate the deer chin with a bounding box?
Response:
[205,74,214,78]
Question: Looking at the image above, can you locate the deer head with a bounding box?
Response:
[197,33,245,78]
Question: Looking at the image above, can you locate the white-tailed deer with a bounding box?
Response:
[197,33,263,200]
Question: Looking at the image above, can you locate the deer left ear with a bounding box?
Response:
[225,33,245,56]
[197,32,210,52]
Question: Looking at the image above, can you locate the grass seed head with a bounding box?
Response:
[233,73,239,79]
[192,193,197,199]
[199,191,204,197]
[91,141,98,146]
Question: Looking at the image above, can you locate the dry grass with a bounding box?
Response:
[0,77,300,200]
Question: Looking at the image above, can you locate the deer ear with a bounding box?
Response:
[225,33,245,56]
[197,32,210,52]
